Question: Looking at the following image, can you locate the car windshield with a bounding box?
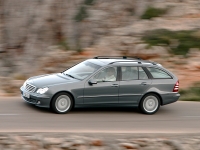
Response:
[63,61,101,80]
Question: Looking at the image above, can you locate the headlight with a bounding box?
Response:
[36,87,49,94]
[23,81,27,87]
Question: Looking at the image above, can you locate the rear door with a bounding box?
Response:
[119,66,152,104]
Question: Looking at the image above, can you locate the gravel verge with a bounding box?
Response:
[0,133,200,150]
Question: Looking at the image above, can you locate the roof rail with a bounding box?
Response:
[143,60,157,65]
[109,60,157,65]
[93,56,142,60]
[93,56,158,66]
[109,60,142,64]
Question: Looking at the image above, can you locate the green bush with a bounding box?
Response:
[84,0,95,5]
[179,83,200,101]
[59,40,69,51]
[74,6,88,22]
[141,7,168,19]
[142,29,200,55]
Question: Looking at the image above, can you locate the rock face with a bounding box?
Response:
[0,0,137,76]
[0,0,200,90]
[0,0,82,75]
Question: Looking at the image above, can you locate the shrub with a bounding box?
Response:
[179,83,200,101]
[75,38,82,53]
[84,0,95,5]
[141,7,168,19]
[74,6,88,22]
[59,40,69,51]
[142,29,200,55]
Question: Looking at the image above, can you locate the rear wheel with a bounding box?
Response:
[51,92,73,114]
[139,94,160,114]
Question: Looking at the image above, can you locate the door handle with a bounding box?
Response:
[111,84,119,87]
[141,82,147,85]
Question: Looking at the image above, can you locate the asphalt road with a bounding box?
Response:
[0,97,200,133]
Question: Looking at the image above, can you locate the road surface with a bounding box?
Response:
[0,97,200,133]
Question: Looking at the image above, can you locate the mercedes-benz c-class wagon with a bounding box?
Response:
[20,56,180,114]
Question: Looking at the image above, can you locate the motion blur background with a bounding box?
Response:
[0,0,200,100]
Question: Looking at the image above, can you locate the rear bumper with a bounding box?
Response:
[161,92,180,105]
[20,86,51,108]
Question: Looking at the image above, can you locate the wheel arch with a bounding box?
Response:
[50,91,75,108]
[139,92,163,106]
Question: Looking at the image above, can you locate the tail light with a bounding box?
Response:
[173,80,179,92]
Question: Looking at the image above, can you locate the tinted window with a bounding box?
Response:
[93,67,117,82]
[147,67,172,79]
[139,67,148,80]
[121,67,138,81]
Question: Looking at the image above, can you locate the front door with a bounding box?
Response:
[84,67,119,104]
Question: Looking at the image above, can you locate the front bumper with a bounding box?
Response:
[20,86,51,108]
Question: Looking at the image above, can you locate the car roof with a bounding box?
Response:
[88,57,162,67]
[88,59,138,66]
[87,57,175,78]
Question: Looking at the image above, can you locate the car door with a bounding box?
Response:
[83,66,119,104]
[119,66,152,104]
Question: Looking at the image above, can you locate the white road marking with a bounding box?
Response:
[183,116,200,118]
[0,114,20,116]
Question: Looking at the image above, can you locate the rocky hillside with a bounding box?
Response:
[0,0,200,95]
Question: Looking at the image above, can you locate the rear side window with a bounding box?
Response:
[147,67,172,79]
[121,67,138,80]
[139,67,148,80]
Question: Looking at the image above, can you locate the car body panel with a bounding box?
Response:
[47,81,85,104]
[119,79,152,104]
[84,81,119,104]
[29,73,77,88]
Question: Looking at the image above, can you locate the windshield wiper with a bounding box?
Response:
[64,73,80,80]
[64,73,75,78]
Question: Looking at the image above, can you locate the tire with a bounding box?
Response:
[51,92,73,114]
[139,93,160,115]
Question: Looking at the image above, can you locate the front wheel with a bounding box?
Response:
[51,93,73,114]
[139,94,160,115]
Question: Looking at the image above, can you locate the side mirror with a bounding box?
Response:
[88,79,97,85]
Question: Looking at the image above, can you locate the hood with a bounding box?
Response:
[27,73,76,88]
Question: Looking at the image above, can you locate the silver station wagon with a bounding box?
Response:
[20,56,180,114]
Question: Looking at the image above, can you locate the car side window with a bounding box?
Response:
[93,67,117,82]
[147,67,172,79]
[139,67,149,80]
[121,67,138,81]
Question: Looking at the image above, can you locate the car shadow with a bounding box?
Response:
[71,105,141,114]
[23,102,141,114]
[22,102,51,113]
[22,102,170,115]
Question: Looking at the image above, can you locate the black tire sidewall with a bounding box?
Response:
[140,93,160,115]
[51,92,73,114]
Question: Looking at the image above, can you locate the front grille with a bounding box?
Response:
[25,83,36,93]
